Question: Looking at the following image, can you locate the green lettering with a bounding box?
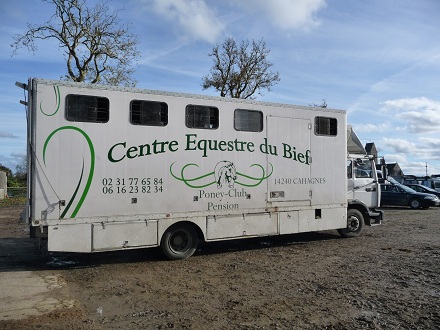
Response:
[139,144,151,156]
[185,134,197,151]
[282,143,292,159]
[127,146,138,159]
[218,140,227,151]
[208,140,219,151]
[153,140,168,154]
[197,139,208,157]
[169,140,178,152]
[108,142,126,163]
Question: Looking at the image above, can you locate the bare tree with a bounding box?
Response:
[202,38,280,99]
[14,156,27,187]
[11,0,140,87]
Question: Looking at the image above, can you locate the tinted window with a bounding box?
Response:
[185,105,219,129]
[130,100,168,126]
[234,109,263,132]
[66,94,109,123]
[315,116,337,136]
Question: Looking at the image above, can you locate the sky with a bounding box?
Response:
[1,0,440,176]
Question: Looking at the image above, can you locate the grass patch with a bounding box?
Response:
[0,197,27,207]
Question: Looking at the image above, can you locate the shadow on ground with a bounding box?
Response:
[0,230,341,273]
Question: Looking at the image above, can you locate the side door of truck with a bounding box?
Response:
[350,159,380,208]
[266,116,312,204]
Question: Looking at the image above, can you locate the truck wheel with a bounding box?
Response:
[161,223,198,260]
[338,209,364,238]
[409,198,422,209]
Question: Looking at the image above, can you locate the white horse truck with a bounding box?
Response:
[17,78,382,259]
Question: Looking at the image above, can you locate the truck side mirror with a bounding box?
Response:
[380,157,387,180]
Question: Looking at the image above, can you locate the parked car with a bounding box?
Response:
[380,183,440,209]
[404,184,440,200]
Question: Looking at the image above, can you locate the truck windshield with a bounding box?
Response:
[355,160,373,178]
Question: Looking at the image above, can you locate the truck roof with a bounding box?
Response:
[30,78,346,114]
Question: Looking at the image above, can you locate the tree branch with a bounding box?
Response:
[12,0,139,86]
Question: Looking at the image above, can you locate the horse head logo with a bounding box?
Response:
[214,161,237,189]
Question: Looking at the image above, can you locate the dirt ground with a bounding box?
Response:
[0,205,439,330]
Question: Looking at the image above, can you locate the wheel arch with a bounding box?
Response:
[347,200,372,225]
[158,218,206,244]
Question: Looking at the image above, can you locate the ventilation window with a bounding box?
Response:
[185,105,219,129]
[234,109,263,132]
[315,116,337,136]
[130,100,168,126]
[66,94,109,123]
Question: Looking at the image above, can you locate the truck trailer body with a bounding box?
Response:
[18,78,382,259]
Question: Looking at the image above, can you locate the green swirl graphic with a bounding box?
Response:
[40,85,61,116]
[170,162,273,188]
[43,126,95,218]
[235,163,273,187]
[170,163,216,188]
[60,159,85,219]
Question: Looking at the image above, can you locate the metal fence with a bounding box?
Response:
[5,187,27,198]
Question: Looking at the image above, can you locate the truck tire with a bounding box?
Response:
[161,223,198,260]
[338,209,364,238]
[409,198,422,209]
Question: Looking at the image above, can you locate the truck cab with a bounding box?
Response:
[346,126,383,229]
[347,156,380,211]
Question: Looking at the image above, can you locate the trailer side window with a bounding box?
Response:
[234,109,263,132]
[130,100,168,126]
[185,105,219,129]
[315,116,337,136]
[66,95,109,123]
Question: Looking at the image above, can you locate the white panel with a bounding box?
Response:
[48,223,92,252]
[310,117,347,206]
[298,209,320,233]
[207,215,244,239]
[320,207,347,230]
[206,213,276,240]
[279,211,299,234]
[298,207,347,233]
[244,213,277,236]
[92,221,158,251]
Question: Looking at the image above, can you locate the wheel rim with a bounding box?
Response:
[347,215,360,232]
[410,199,420,208]
[169,229,191,253]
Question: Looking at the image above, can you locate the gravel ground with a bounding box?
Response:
[0,205,439,329]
